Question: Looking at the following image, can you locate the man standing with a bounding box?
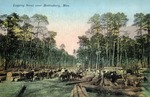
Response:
[100,70,105,86]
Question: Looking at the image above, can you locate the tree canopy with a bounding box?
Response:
[77,12,150,70]
[0,13,77,70]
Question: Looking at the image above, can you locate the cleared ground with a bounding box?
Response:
[0,78,73,97]
[0,73,150,97]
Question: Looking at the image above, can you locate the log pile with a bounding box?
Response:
[68,71,146,97]
[81,84,143,97]
[0,68,65,82]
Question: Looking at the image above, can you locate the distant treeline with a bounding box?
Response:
[77,12,150,70]
[0,13,77,70]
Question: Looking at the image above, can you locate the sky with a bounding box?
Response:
[0,0,150,55]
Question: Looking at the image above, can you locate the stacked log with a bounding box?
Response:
[68,69,146,97]
[0,71,6,82]
[12,72,21,82]
[6,72,13,81]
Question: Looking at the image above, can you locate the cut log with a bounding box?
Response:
[79,85,89,97]
[77,85,89,97]
[116,79,125,85]
[81,74,95,82]
[66,74,97,85]
[81,84,142,97]
[13,76,21,82]
[108,85,142,91]
[90,75,101,85]
[0,71,6,76]
[100,78,116,86]
[70,84,89,97]
[66,80,87,85]
[72,85,78,97]
[0,76,6,82]
[70,87,74,97]
[124,87,143,92]
[6,72,13,81]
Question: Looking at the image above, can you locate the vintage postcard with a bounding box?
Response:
[0,0,150,97]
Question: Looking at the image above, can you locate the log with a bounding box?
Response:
[124,87,142,92]
[0,76,6,82]
[72,85,78,97]
[70,84,89,97]
[90,75,101,85]
[0,71,6,76]
[66,80,87,85]
[70,87,74,97]
[100,78,116,86]
[12,72,20,76]
[6,72,13,81]
[13,76,21,82]
[78,85,89,97]
[66,74,97,85]
[116,79,125,85]
[81,74,95,82]
[101,85,143,92]
[81,84,141,97]
[77,85,89,97]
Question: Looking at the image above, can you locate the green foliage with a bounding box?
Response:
[88,14,101,33]
[0,13,77,70]
[32,14,49,25]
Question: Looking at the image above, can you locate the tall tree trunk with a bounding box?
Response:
[120,43,122,66]
[96,38,100,70]
[139,27,144,67]
[112,41,115,66]
[4,58,9,70]
[106,41,109,66]
[125,50,128,65]
[109,47,111,66]
[96,54,98,70]
[147,29,150,67]
[117,37,120,67]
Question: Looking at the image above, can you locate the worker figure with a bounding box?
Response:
[100,70,105,86]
